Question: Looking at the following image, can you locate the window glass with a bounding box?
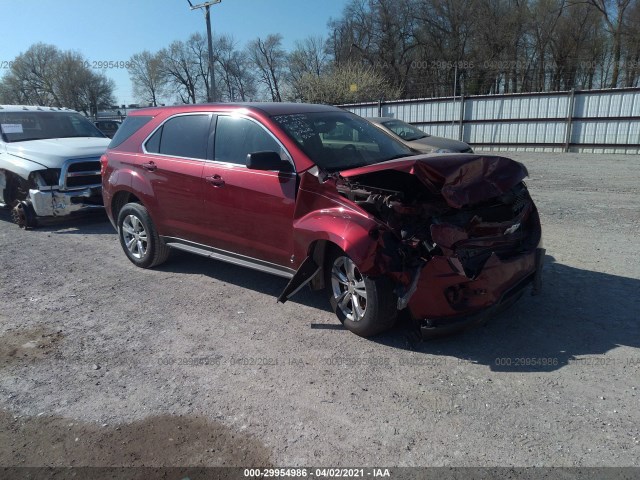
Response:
[214,116,288,165]
[272,112,413,172]
[109,115,152,148]
[158,114,210,159]
[381,120,429,141]
[0,111,106,143]
[145,127,162,153]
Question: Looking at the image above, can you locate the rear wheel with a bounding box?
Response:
[326,248,397,337]
[117,203,170,268]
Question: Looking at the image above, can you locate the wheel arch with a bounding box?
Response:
[294,209,382,276]
[1,169,30,205]
[292,208,387,295]
[111,190,142,224]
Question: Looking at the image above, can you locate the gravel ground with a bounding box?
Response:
[0,152,639,470]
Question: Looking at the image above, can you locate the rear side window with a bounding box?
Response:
[145,114,211,160]
[109,116,152,148]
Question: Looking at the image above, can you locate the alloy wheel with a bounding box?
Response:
[121,214,148,259]
[330,256,368,322]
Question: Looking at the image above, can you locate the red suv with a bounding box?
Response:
[101,103,543,337]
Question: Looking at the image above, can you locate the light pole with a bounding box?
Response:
[187,0,221,102]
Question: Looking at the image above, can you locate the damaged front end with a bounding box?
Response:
[1,158,103,228]
[336,155,543,336]
[28,159,103,217]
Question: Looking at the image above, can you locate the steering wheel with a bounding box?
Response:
[340,143,363,162]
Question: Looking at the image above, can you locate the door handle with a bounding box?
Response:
[141,161,157,172]
[205,174,225,187]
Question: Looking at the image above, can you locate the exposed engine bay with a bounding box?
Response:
[336,169,541,281]
[282,154,543,335]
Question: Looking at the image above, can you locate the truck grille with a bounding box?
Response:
[59,158,102,190]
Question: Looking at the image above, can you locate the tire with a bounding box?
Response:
[117,202,170,268]
[5,175,37,229]
[325,247,397,337]
[11,201,38,229]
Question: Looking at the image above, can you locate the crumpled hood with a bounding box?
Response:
[4,137,111,169]
[339,154,528,208]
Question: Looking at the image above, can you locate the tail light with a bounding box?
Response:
[100,154,108,176]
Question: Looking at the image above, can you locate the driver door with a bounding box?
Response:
[200,114,297,268]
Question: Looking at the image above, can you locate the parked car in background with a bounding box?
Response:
[0,105,110,228]
[94,119,121,138]
[102,103,542,337]
[367,117,473,153]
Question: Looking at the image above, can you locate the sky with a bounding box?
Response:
[0,0,349,105]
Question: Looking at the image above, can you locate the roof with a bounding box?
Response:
[129,102,345,117]
[0,105,77,113]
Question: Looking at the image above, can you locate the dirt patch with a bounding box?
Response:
[0,328,63,369]
[0,409,272,467]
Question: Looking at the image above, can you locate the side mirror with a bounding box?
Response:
[246,151,293,172]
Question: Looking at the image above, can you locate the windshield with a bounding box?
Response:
[0,111,106,143]
[380,119,429,141]
[272,111,414,172]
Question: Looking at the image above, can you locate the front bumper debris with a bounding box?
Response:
[415,247,545,338]
[28,187,103,217]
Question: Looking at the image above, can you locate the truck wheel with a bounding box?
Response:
[4,174,36,228]
[11,201,38,229]
[325,248,397,337]
[117,203,170,268]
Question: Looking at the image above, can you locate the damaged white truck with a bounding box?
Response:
[0,105,110,228]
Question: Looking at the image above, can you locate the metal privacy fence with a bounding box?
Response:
[339,87,640,154]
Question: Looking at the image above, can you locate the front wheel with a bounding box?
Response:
[326,249,397,337]
[117,203,170,268]
[11,201,38,229]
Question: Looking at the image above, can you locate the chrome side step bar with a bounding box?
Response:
[162,237,295,279]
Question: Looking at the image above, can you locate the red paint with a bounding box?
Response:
[103,103,542,328]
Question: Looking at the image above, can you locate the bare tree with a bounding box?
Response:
[159,40,202,104]
[622,0,640,86]
[128,50,168,106]
[0,43,114,113]
[295,61,401,104]
[248,34,286,101]
[288,36,330,100]
[329,0,418,95]
[2,43,62,105]
[228,52,258,101]
[186,33,212,102]
[587,0,634,88]
[81,73,117,116]
[527,0,566,91]
[214,34,257,101]
[549,2,606,89]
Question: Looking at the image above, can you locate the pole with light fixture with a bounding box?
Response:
[187,0,221,102]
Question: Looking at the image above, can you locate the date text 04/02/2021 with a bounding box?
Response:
[243,468,391,477]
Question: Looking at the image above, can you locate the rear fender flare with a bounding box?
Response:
[116,168,160,217]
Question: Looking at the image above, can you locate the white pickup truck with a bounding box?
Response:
[0,105,111,228]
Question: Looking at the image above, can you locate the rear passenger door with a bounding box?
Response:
[201,114,297,268]
[141,113,213,242]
